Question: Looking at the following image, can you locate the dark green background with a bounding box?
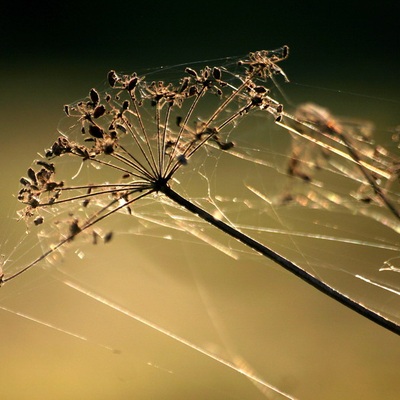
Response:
[2,0,399,147]
[2,1,399,87]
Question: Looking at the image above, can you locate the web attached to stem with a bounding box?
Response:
[1,47,400,399]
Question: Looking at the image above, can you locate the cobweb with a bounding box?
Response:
[1,48,400,399]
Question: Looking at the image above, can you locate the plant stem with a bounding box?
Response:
[161,184,400,336]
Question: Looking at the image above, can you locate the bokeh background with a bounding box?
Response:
[1,1,400,399]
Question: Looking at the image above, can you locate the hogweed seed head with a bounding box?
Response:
[4,48,289,283]
[4,46,400,301]
[2,47,400,336]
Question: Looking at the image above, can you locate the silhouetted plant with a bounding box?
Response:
[1,46,399,335]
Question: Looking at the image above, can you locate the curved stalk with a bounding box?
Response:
[161,184,400,336]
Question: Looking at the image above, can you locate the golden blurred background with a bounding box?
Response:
[1,1,400,399]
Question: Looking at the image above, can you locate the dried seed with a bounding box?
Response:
[27,168,37,184]
[254,86,268,94]
[212,67,221,80]
[33,216,44,226]
[122,100,130,110]
[177,154,188,165]
[93,104,106,118]
[188,86,197,97]
[218,141,235,151]
[20,177,30,186]
[128,77,138,91]
[108,70,118,87]
[69,219,81,239]
[185,67,198,78]
[36,160,55,172]
[89,88,100,106]
[104,232,113,243]
[88,124,104,138]
[29,196,40,208]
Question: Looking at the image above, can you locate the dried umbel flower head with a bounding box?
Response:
[4,47,288,284]
[3,46,400,336]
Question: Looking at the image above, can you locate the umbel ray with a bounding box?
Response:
[1,46,400,335]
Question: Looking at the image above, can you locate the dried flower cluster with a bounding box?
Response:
[3,46,400,335]
[16,47,289,234]
[283,102,400,227]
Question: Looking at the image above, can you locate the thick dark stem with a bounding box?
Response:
[161,184,400,336]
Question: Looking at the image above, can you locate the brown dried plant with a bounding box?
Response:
[1,46,400,335]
